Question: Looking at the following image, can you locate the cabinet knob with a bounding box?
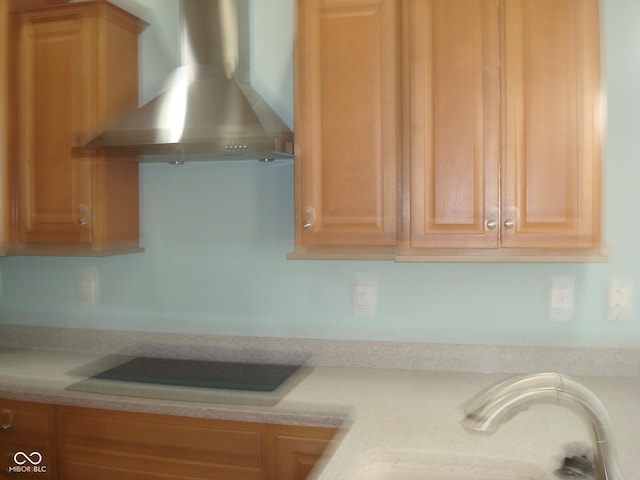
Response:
[3,455,12,477]
[302,206,315,230]
[486,219,497,230]
[0,409,14,431]
[504,219,515,229]
[78,203,90,228]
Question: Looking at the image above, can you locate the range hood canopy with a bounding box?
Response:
[87,0,293,163]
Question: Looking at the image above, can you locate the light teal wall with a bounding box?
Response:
[1,0,639,347]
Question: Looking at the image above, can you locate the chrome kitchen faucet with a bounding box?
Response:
[461,373,626,480]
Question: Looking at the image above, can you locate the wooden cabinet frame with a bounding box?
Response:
[0,1,12,256]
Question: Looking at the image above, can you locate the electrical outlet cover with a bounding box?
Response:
[352,284,377,317]
[548,276,575,322]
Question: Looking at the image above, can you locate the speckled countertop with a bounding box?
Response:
[1,343,639,480]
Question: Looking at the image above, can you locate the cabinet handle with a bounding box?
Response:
[0,409,14,431]
[303,220,313,230]
[486,219,497,230]
[504,219,515,229]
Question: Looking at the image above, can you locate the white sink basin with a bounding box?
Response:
[358,468,533,480]
[355,455,540,480]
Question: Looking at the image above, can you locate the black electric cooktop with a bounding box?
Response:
[92,356,302,392]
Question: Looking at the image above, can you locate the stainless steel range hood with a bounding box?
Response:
[87,0,293,163]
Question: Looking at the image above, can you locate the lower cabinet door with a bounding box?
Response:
[57,406,267,480]
[269,425,338,480]
[1,444,55,479]
[0,399,57,478]
[61,453,263,480]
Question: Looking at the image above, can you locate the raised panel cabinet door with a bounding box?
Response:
[407,0,500,249]
[500,0,602,249]
[58,406,268,480]
[14,10,94,245]
[268,425,338,480]
[295,0,400,248]
[0,399,57,479]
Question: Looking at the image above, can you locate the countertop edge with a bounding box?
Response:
[0,376,349,429]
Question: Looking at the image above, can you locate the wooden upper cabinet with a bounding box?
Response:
[406,0,500,249]
[0,1,9,256]
[407,0,602,254]
[500,0,602,249]
[15,11,93,246]
[11,1,145,256]
[294,0,400,252]
[293,0,603,260]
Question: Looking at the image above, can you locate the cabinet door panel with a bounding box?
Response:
[61,452,263,480]
[501,0,601,248]
[58,407,267,480]
[0,399,57,479]
[408,0,500,248]
[15,14,93,244]
[296,0,399,247]
[11,2,142,255]
[269,424,337,480]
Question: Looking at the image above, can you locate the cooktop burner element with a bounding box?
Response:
[92,356,302,392]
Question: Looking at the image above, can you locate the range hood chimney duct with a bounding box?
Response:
[87,0,293,163]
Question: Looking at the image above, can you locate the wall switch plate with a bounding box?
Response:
[607,275,632,322]
[548,276,575,322]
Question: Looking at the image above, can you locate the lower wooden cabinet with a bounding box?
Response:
[0,399,57,479]
[0,399,340,480]
[56,405,339,480]
[0,398,341,480]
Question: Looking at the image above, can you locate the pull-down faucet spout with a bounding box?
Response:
[461,373,626,480]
